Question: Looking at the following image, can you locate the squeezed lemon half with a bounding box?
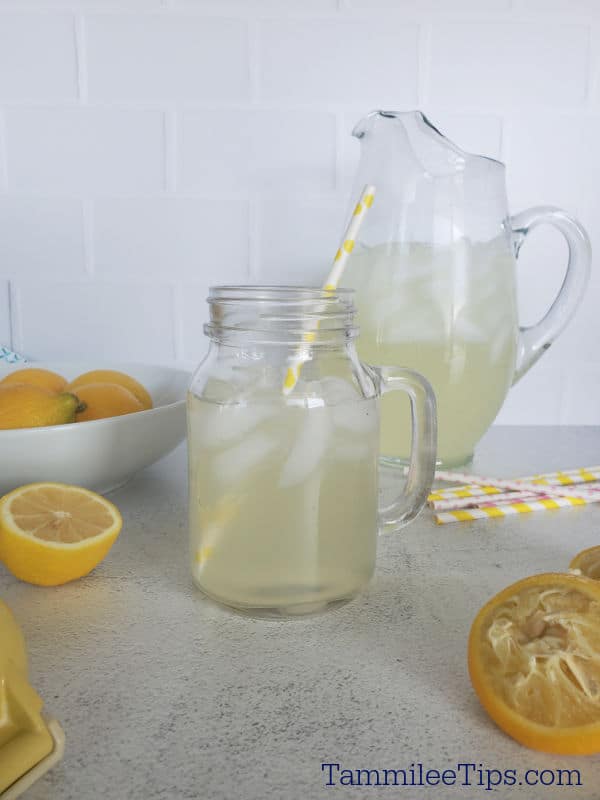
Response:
[570,545,600,581]
[469,573,600,754]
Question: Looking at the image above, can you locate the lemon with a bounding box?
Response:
[0,384,81,429]
[0,367,67,394]
[0,483,122,586]
[469,573,600,754]
[570,545,600,580]
[74,383,144,422]
[69,370,152,410]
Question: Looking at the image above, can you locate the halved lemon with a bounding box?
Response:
[468,573,600,754]
[570,545,600,580]
[0,483,122,586]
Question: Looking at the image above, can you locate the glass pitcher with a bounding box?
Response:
[340,110,591,467]
[188,286,436,617]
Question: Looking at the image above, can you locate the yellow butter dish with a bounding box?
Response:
[0,600,65,799]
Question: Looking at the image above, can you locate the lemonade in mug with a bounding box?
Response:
[188,287,436,617]
[342,111,591,466]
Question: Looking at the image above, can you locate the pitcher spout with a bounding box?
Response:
[352,109,504,176]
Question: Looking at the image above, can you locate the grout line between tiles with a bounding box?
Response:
[8,284,22,354]
[417,21,432,108]
[172,283,184,361]
[82,198,94,276]
[248,19,260,106]
[248,191,259,281]
[74,14,89,104]
[165,110,177,193]
[0,109,7,193]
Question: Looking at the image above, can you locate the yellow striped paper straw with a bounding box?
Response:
[431,471,600,502]
[282,184,376,395]
[435,494,591,525]
[430,489,545,512]
[428,465,600,502]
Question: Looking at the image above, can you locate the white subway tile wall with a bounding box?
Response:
[86,16,250,103]
[255,192,348,284]
[177,110,337,192]
[93,196,248,278]
[0,14,78,102]
[0,281,9,347]
[0,0,597,424]
[258,20,419,106]
[428,23,589,108]
[0,197,85,277]
[12,282,176,362]
[5,108,166,194]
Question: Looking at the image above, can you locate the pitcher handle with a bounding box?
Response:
[510,206,591,383]
[371,366,437,532]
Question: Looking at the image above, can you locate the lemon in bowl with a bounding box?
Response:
[0,362,190,495]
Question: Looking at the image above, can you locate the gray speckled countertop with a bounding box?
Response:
[3,427,600,800]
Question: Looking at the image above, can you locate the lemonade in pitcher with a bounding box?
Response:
[342,238,518,466]
[341,110,590,465]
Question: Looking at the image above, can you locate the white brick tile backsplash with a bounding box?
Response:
[551,270,600,366]
[0,281,10,347]
[581,117,600,213]
[495,362,565,425]
[346,0,510,8]
[519,0,600,11]
[0,14,78,102]
[429,23,589,108]
[258,20,418,106]
[172,0,337,10]
[255,192,348,284]
[562,364,600,424]
[93,196,248,278]
[86,15,249,103]
[13,282,176,361]
[0,1,165,6]
[0,114,6,194]
[337,112,363,192]
[4,108,165,194]
[0,197,85,278]
[0,3,598,424]
[550,186,600,365]
[505,115,585,213]
[178,110,336,192]
[506,115,591,361]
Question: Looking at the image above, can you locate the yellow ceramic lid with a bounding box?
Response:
[0,601,57,796]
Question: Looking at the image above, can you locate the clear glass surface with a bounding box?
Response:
[188,287,436,617]
[340,111,591,467]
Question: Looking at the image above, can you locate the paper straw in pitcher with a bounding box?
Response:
[282,184,376,394]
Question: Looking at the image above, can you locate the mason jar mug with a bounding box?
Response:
[188,287,437,617]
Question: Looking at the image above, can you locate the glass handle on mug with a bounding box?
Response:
[371,366,437,532]
[510,207,591,383]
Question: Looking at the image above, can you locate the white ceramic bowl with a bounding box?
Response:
[0,362,190,495]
